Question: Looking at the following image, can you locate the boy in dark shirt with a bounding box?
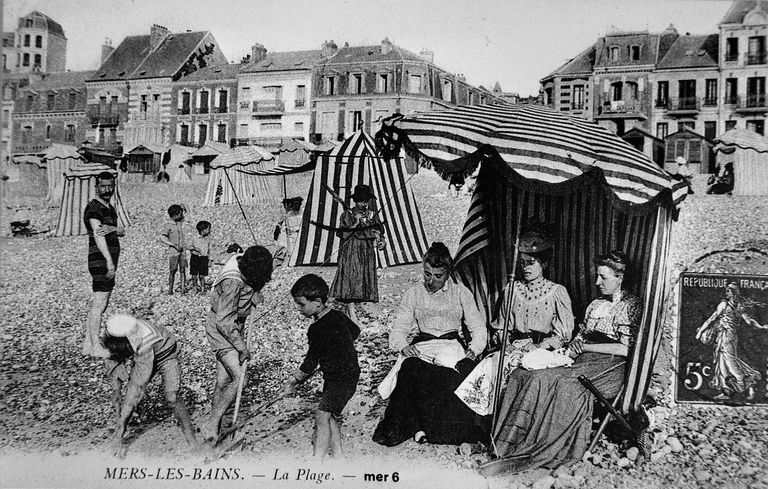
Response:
[283,274,360,460]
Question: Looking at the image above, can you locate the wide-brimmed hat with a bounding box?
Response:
[351,184,376,201]
[517,230,553,254]
[106,313,137,337]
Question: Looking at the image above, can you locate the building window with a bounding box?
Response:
[25,19,33,28]
[152,94,160,115]
[678,80,696,109]
[217,89,228,113]
[610,82,623,101]
[656,122,668,139]
[746,77,766,107]
[704,121,717,141]
[98,127,105,143]
[180,124,190,144]
[572,85,585,109]
[46,125,51,139]
[26,94,34,111]
[629,45,640,61]
[260,122,282,132]
[199,90,209,114]
[377,74,389,94]
[198,124,208,144]
[725,120,737,132]
[351,111,363,130]
[46,93,55,110]
[349,73,363,94]
[68,92,77,109]
[442,80,453,102]
[704,79,718,106]
[656,81,669,107]
[33,54,41,68]
[111,95,118,113]
[22,53,29,66]
[747,120,764,135]
[99,96,107,114]
[217,123,227,143]
[747,36,766,65]
[180,91,190,114]
[35,35,42,48]
[65,125,75,143]
[24,35,30,47]
[625,81,638,101]
[295,85,306,108]
[294,122,304,133]
[407,74,422,94]
[324,76,336,96]
[22,125,33,143]
[320,111,335,135]
[238,123,248,137]
[725,78,738,104]
[140,94,147,114]
[725,38,739,62]
[608,46,619,62]
[2,110,8,129]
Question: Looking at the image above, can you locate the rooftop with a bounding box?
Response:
[178,62,242,81]
[18,11,66,39]
[317,42,425,66]
[20,70,95,92]
[720,0,768,24]
[543,44,596,80]
[242,50,322,73]
[657,34,719,69]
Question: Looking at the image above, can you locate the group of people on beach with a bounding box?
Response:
[82,171,654,472]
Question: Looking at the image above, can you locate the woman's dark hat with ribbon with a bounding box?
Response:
[351,184,376,201]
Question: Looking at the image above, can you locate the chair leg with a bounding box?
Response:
[587,393,622,453]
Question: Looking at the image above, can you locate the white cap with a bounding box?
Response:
[106,314,137,337]
[675,156,687,165]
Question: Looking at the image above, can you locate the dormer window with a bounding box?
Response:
[407,74,422,94]
[608,46,619,62]
[349,73,363,94]
[324,76,337,96]
[725,38,739,62]
[629,45,640,61]
[377,73,389,93]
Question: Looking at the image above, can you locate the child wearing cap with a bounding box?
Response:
[329,184,385,324]
[283,274,360,460]
[101,314,198,455]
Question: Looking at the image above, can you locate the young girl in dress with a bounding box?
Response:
[329,184,385,324]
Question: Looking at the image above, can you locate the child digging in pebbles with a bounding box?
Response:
[102,313,199,457]
[283,274,360,460]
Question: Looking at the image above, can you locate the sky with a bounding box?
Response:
[3,0,735,95]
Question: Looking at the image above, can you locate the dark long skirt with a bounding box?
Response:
[330,236,378,303]
[372,357,488,446]
[487,352,625,474]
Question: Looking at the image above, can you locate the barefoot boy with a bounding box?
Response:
[189,220,212,294]
[283,274,360,459]
[102,313,198,455]
[158,204,187,295]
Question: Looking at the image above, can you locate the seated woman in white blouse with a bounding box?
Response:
[372,242,487,447]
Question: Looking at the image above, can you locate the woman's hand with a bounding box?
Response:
[566,337,584,358]
[401,345,419,357]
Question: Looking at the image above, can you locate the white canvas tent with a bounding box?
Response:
[714,129,768,195]
[167,144,195,184]
[202,145,276,206]
[43,143,82,204]
[287,130,429,267]
[55,159,131,237]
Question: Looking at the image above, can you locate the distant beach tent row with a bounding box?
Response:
[714,129,768,196]
[55,159,131,237]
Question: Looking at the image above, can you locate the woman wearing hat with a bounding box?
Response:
[329,184,385,324]
[481,250,642,475]
[455,229,574,416]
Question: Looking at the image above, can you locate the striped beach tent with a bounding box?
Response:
[202,145,276,207]
[289,130,429,267]
[55,159,131,237]
[42,143,82,204]
[377,104,689,414]
[713,129,768,196]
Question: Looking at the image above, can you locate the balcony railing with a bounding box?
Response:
[215,106,228,113]
[252,100,285,113]
[197,107,209,114]
[239,101,250,110]
[13,141,50,153]
[89,113,121,126]
[295,99,306,108]
[724,94,739,105]
[598,100,645,115]
[725,52,739,62]
[236,136,286,148]
[734,94,768,110]
[746,51,767,65]
[702,97,718,107]
[179,107,191,115]
[669,97,700,112]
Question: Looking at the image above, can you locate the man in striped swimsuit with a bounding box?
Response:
[102,314,198,455]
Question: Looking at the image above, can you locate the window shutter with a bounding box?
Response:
[665,140,675,161]
[689,140,702,162]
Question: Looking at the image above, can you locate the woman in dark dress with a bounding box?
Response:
[329,184,385,324]
[480,250,642,475]
[372,243,488,446]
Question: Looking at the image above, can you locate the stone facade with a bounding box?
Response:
[9,10,67,73]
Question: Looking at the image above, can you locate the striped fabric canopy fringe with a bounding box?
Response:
[290,130,429,268]
[377,105,688,413]
[55,160,131,236]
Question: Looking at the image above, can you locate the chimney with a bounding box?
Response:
[381,37,393,55]
[150,24,170,49]
[321,40,338,58]
[251,43,267,63]
[101,38,115,64]
[419,49,434,63]
[457,74,466,83]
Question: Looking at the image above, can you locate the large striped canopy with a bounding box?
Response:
[713,129,768,195]
[380,104,689,412]
[43,143,82,204]
[291,130,429,267]
[202,145,277,206]
[55,159,131,236]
